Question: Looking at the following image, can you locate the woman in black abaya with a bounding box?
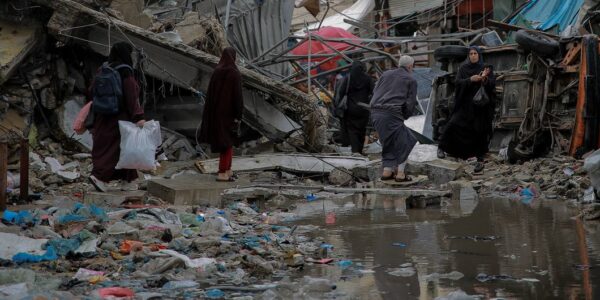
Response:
[438,46,495,173]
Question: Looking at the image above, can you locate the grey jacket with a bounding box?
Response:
[369,66,418,119]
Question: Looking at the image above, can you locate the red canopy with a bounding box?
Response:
[290,26,359,71]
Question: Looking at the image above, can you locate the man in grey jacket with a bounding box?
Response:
[370,55,418,181]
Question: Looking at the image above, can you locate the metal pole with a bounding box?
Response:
[0,142,7,212]
[224,0,233,40]
[19,138,29,202]
[290,61,334,101]
[306,22,312,96]
[318,1,330,30]
[482,0,485,28]
[249,36,290,64]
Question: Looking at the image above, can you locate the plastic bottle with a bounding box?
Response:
[301,276,335,293]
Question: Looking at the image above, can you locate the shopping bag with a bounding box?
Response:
[115,120,162,170]
[73,102,92,135]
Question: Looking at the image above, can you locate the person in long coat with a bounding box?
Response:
[370,55,418,182]
[438,46,495,173]
[89,42,145,192]
[336,61,374,154]
[199,47,244,181]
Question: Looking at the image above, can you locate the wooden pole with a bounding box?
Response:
[0,142,7,212]
[20,138,29,202]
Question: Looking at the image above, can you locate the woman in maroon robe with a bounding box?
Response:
[199,47,244,181]
[89,42,145,192]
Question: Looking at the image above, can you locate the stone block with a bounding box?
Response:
[147,174,238,206]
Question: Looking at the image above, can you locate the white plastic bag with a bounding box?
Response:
[115,120,161,170]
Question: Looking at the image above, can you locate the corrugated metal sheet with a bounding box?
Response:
[509,0,584,33]
[388,0,444,18]
[194,0,294,76]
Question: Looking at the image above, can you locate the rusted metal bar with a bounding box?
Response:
[249,36,290,63]
[20,138,29,202]
[290,61,334,102]
[0,142,7,212]
[321,38,398,67]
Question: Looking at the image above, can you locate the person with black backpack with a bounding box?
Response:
[88,42,146,192]
[334,61,374,154]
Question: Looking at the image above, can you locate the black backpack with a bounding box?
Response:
[92,62,133,115]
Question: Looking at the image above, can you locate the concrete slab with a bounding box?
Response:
[147,174,243,206]
[84,190,146,207]
[0,20,39,84]
[407,159,464,185]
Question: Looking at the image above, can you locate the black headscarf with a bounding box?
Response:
[215,47,238,71]
[457,46,484,79]
[108,42,133,67]
[108,42,134,78]
[348,60,370,89]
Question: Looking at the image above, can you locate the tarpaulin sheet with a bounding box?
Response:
[509,0,584,33]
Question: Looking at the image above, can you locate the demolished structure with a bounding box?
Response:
[3,0,600,298]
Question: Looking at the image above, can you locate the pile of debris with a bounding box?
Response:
[0,196,343,299]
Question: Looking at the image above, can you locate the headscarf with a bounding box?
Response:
[108,42,133,67]
[215,47,238,71]
[457,46,484,79]
[348,60,370,89]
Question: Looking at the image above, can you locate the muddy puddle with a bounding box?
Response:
[287,193,600,299]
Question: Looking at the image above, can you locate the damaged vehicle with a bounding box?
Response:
[431,29,594,163]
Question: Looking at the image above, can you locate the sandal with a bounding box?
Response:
[380,172,396,181]
[216,177,236,182]
[394,175,412,182]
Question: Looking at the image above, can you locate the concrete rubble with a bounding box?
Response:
[3,0,600,299]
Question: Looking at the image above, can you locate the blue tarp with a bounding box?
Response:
[509,0,584,33]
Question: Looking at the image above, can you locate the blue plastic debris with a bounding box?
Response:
[2,210,35,225]
[306,193,317,202]
[320,244,334,250]
[337,260,353,269]
[13,245,58,264]
[392,242,407,248]
[205,289,225,299]
[46,238,81,256]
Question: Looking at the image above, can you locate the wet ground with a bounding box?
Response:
[288,193,600,299]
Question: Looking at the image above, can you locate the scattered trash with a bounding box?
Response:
[392,242,407,248]
[446,235,501,241]
[73,268,104,281]
[563,167,575,177]
[205,289,225,299]
[387,266,416,277]
[96,287,135,299]
[476,273,514,282]
[337,260,353,269]
[306,193,318,202]
[425,271,464,281]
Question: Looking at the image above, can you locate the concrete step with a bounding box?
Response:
[147,174,245,207]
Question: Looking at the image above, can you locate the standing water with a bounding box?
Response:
[288,193,600,299]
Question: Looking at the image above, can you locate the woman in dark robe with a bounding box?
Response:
[199,47,243,181]
[336,61,374,154]
[89,42,145,192]
[438,46,495,173]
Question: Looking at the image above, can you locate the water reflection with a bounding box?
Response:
[289,194,598,299]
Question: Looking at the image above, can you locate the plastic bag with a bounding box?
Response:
[115,120,161,170]
[72,102,92,135]
[472,85,489,107]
